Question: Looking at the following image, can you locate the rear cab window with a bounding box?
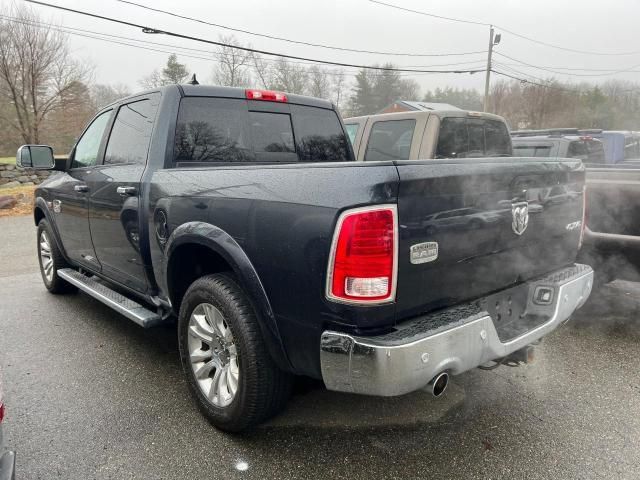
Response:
[173,97,351,164]
[436,117,511,159]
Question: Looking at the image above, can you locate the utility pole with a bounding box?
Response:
[483,26,500,112]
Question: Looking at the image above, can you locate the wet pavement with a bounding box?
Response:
[1,215,639,479]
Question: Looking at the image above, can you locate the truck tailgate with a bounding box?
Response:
[393,158,585,320]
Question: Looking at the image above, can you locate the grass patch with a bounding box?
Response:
[0,156,15,165]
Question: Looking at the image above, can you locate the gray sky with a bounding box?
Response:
[5,0,640,94]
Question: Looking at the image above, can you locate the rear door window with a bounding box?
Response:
[105,98,157,165]
[173,98,350,164]
[364,119,416,161]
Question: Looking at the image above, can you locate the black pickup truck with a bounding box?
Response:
[17,85,593,431]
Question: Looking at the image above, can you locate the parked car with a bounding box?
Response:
[511,130,606,164]
[344,109,512,161]
[0,373,15,480]
[18,84,593,432]
[578,129,640,164]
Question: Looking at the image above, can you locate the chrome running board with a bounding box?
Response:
[57,268,163,328]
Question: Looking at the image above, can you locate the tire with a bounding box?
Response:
[37,219,77,294]
[178,273,293,432]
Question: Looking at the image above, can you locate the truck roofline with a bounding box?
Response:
[99,84,335,112]
[344,110,507,123]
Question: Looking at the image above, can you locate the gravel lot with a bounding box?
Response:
[1,215,639,479]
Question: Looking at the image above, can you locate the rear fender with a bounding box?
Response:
[164,221,293,372]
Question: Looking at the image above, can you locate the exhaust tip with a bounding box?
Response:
[429,372,449,397]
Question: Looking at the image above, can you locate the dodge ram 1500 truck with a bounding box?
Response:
[18,85,593,432]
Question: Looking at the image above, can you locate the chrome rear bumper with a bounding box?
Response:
[320,264,593,396]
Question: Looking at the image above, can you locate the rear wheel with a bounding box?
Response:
[178,273,292,432]
[37,219,76,294]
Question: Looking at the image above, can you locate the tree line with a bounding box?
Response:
[2,4,640,156]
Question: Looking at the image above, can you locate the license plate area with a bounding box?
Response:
[480,282,552,342]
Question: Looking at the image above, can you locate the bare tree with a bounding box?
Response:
[270,57,308,94]
[250,53,272,89]
[307,66,331,99]
[331,69,347,112]
[212,35,252,87]
[90,83,132,111]
[0,4,92,143]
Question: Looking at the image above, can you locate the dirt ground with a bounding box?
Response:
[0,185,35,218]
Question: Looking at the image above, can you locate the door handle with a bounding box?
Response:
[74,185,89,193]
[116,186,137,196]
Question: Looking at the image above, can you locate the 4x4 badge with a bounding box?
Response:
[511,201,529,236]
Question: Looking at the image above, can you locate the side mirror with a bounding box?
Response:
[16,145,55,170]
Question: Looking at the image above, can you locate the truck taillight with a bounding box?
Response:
[579,186,587,249]
[326,205,397,304]
[245,89,288,102]
[0,403,5,423]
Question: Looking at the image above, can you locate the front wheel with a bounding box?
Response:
[37,219,77,294]
[178,273,292,432]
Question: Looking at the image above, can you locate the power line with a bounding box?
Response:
[0,14,486,78]
[495,52,640,77]
[24,0,486,75]
[369,0,640,57]
[369,0,488,27]
[490,69,583,93]
[116,0,486,58]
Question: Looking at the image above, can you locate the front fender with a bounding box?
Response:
[33,196,71,263]
[164,221,292,372]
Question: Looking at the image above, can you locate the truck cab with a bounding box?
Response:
[344,109,512,161]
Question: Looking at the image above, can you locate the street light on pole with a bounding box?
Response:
[483,26,501,112]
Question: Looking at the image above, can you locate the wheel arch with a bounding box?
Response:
[33,197,70,263]
[164,221,293,372]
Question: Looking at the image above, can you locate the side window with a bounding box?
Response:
[345,124,359,145]
[72,110,112,168]
[364,119,416,162]
[587,141,605,163]
[104,98,157,166]
[567,141,588,160]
